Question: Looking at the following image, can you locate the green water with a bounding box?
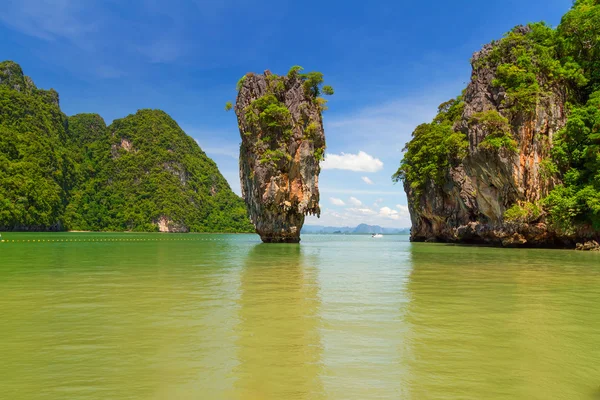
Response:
[1,233,599,399]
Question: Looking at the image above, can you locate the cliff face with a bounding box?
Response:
[403,25,598,248]
[234,69,327,243]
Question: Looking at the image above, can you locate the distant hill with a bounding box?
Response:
[352,224,409,234]
[0,61,253,233]
[302,224,409,234]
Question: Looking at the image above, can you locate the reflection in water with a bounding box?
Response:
[2,234,600,399]
[313,238,413,399]
[0,238,244,399]
[404,244,600,399]
[234,244,324,399]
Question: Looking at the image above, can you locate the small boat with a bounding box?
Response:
[371,233,383,238]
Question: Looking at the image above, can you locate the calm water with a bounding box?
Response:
[1,233,600,399]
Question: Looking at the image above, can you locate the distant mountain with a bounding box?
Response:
[301,224,409,234]
[301,225,354,234]
[352,224,409,234]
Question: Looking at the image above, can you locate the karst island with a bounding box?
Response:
[229,67,333,243]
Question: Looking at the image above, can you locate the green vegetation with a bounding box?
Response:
[322,85,335,96]
[0,61,253,232]
[395,0,600,232]
[259,149,289,165]
[225,101,233,111]
[504,202,543,223]
[236,75,247,91]
[0,61,70,229]
[235,66,331,171]
[287,65,304,78]
[392,97,468,196]
[544,90,600,231]
[478,23,587,114]
[469,110,517,152]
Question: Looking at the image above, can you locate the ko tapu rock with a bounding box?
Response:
[232,67,333,243]
[395,1,600,250]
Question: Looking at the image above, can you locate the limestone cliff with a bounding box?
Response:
[234,68,330,243]
[399,24,599,248]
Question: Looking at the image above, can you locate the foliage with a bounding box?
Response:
[0,62,71,230]
[246,94,293,141]
[503,202,543,223]
[259,149,289,165]
[393,97,468,196]
[480,23,587,113]
[558,0,600,93]
[236,75,247,91]
[322,85,334,96]
[544,90,600,231]
[0,61,254,233]
[66,109,254,233]
[315,97,329,112]
[225,101,233,111]
[539,158,558,180]
[469,110,517,152]
[287,65,304,78]
[314,147,325,162]
[301,71,325,97]
[238,67,329,171]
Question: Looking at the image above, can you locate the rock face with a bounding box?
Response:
[234,70,326,243]
[403,26,598,247]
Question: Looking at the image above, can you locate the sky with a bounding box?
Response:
[0,0,574,228]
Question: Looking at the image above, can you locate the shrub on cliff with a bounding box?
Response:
[545,90,600,231]
[393,97,468,196]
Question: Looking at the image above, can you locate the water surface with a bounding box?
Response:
[1,233,599,399]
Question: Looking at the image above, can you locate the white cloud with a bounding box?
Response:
[361,176,374,185]
[324,83,465,159]
[397,204,410,216]
[379,206,400,220]
[330,197,346,206]
[346,207,377,216]
[321,189,402,195]
[321,151,383,172]
[306,205,411,228]
[348,196,362,206]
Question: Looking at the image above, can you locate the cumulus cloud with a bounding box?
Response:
[397,204,410,215]
[361,176,374,185]
[347,207,377,216]
[348,196,362,206]
[330,197,346,206]
[379,206,400,220]
[321,151,383,172]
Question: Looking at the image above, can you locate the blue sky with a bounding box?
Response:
[1,0,573,227]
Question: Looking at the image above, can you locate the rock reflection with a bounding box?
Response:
[234,244,324,399]
[404,243,600,399]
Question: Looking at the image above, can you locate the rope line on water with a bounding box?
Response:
[0,237,245,245]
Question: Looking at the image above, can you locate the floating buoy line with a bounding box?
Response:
[0,236,252,245]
